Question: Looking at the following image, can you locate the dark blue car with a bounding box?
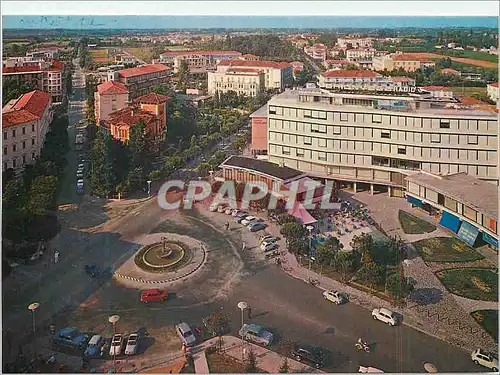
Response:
[54,327,89,350]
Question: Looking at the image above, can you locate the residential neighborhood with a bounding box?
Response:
[1,7,499,375]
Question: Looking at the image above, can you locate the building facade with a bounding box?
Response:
[2,90,53,171]
[94,80,130,125]
[304,43,327,61]
[207,68,265,97]
[159,50,242,73]
[337,37,373,49]
[266,89,498,199]
[346,48,376,61]
[373,54,436,72]
[216,60,293,91]
[318,70,416,93]
[323,60,348,70]
[250,105,268,156]
[107,64,170,100]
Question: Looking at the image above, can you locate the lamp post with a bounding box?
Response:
[28,302,40,337]
[237,301,248,362]
[108,315,120,373]
[147,180,152,197]
[306,225,314,270]
[209,170,214,185]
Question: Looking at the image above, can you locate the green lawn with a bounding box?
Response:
[436,268,498,301]
[447,86,487,97]
[458,51,499,63]
[413,237,484,262]
[398,210,436,235]
[471,310,498,341]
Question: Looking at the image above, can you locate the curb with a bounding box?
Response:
[113,244,207,284]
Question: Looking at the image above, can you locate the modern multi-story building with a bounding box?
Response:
[216,60,293,91]
[207,68,265,97]
[2,90,53,171]
[373,53,436,72]
[318,70,416,93]
[94,80,130,125]
[265,88,498,200]
[107,64,170,100]
[2,60,64,102]
[304,43,327,61]
[159,50,242,73]
[487,82,498,103]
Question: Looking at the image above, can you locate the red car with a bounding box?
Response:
[140,289,168,303]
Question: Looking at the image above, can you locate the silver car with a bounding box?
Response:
[175,322,196,347]
[124,333,138,355]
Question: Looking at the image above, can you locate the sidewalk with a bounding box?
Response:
[194,336,323,374]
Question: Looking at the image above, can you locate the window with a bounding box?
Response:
[112,105,117,110]
[12,129,16,138]
[13,159,16,168]
[32,138,35,146]
[3,146,7,155]
[296,149,304,157]
[333,126,341,135]
[32,152,36,160]
[431,134,441,143]
[3,132,6,140]
[12,144,16,152]
[440,120,450,129]
[22,141,26,149]
[282,147,291,155]
[22,155,26,164]
[318,152,327,161]
[318,138,327,147]
[381,131,391,139]
[303,137,312,145]
[372,114,382,123]
[467,135,478,145]
[340,112,348,121]
[3,162,7,170]
[269,106,276,115]
[397,147,406,155]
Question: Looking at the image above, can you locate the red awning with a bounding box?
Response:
[287,202,317,225]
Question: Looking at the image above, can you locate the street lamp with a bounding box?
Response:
[108,315,120,373]
[209,170,214,185]
[28,302,40,336]
[237,301,248,328]
[147,180,152,197]
[306,225,314,270]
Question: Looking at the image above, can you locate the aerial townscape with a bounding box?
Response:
[1,9,499,375]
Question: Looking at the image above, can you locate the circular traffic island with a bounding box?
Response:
[134,240,193,274]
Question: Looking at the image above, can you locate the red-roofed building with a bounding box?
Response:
[304,43,327,61]
[487,82,499,103]
[208,68,265,97]
[421,86,453,99]
[441,68,461,75]
[2,90,53,171]
[373,53,436,72]
[240,54,260,61]
[134,92,169,138]
[159,50,242,73]
[319,70,416,93]
[94,81,130,124]
[2,60,64,102]
[213,59,293,91]
[107,64,170,100]
[323,59,348,70]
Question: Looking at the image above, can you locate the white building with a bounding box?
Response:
[487,82,498,103]
[216,59,293,91]
[318,70,416,93]
[304,43,327,61]
[266,88,498,199]
[373,53,436,72]
[346,48,375,61]
[421,86,454,99]
[159,50,242,73]
[207,68,265,97]
[337,37,373,49]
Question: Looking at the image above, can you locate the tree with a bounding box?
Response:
[197,162,211,176]
[331,251,354,282]
[244,347,258,373]
[204,311,230,338]
[176,60,190,92]
[280,222,307,241]
[316,237,343,266]
[350,233,374,265]
[385,265,415,307]
[277,213,296,226]
[2,76,37,106]
[26,175,58,216]
[278,357,290,373]
[357,263,384,291]
[89,131,116,197]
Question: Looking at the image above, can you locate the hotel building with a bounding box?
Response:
[318,70,416,93]
[207,68,265,97]
[265,89,498,201]
[159,50,242,73]
[373,53,436,72]
[107,64,170,100]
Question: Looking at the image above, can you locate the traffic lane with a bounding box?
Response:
[224,266,480,373]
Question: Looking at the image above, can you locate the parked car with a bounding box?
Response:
[231,209,243,217]
[259,235,276,245]
[78,163,85,169]
[358,366,385,373]
[77,171,84,178]
[76,184,84,195]
[471,349,498,371]
[239,324,273,346]
[77,179,84,185]
[84,335,105,357]
[236,215,251,224]
[261,239,278,248]
[54,327,89,350]
[217,204,228,213]
[224,207,233,215]
[209,203,219,212]
[241,216,256,226]
[235,211,249,219]
[261,242,279,252]
[249,222,267,232]
[372,307,398,326]
[109,334,123,356]
[140,289,168,303]
[124,333,139,355]
[323,290,348,305]
[175,322,197,347]
[291,343,325,368]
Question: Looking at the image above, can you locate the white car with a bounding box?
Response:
[77,171,84,178]
[78,163,84,169]
[209,203,219,212]
[372,307,398,326]
[231,209,241,217]
[124,333,138,355]
[471,349,498,371]
[77,179,84,185]
[109,334,123,356]
[217,204,228,213]
[358,366,385,373]
[323,290,348,305]
[241,216,256,226]
[224,207,233,215]
[261,242,279,252]
[260,239,277,248]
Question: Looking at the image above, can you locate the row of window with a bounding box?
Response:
[268,107,497,132]
[3,139,37,154]
[3,152,36,170]
[269,144,498,178]
[268,122,496,147]
[3,125,36,140]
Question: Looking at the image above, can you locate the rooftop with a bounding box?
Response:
[391,77,415,82]
[134,92,169,104]
[322,70,380,78]
[119,64,170,78]
[97,81,129,95]
[422,86,449,91]
[107,106,157,127]
[489,82,499,88]
[2,90,51,128]
[325,59,348,64]
[405,172,498,219]
[220,155,304,181]
[250,104,267,118]
[218,59,292,69]
[160,50,241,57]
[2,60,63,74]
[226,68,262,75]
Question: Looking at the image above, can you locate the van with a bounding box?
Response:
[175,322,196,347]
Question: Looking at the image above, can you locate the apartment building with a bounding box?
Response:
[216,60,293,91]
[337,37,373,49]
[159,50,242,73]
[94,80,130,125]
[373,53,436,72]
[107,64,170,100]
[2,61,64,102]
[304,43,327,61]
[266,88,498,200]
[323,60,348,70]
[346,48,375,61]
[487,82,498,103]
[26,48,59,61]
[421,86,454,99]
[318,70,416,93]
[207,68,265,97]
[2,90,52,171]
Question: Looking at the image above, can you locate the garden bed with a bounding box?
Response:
[206,352,246,373]
[398,210,436,234]
[134,241,193,273]
[436,268,498,301]
[471,310,498,341]
[413,237,484,262]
